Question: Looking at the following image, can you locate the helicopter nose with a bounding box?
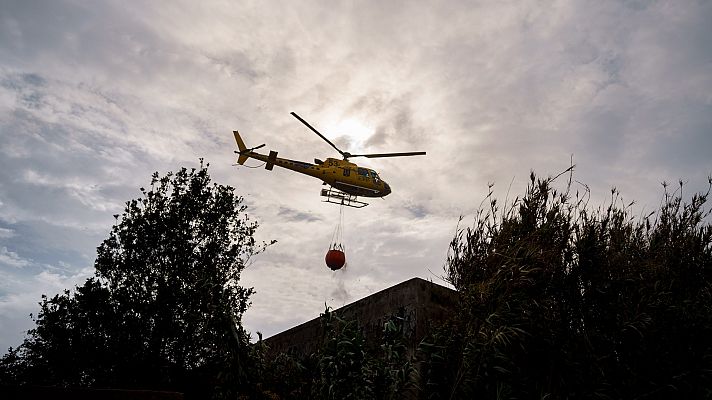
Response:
[383,182,391,196]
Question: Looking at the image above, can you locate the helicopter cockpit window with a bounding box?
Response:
[357,168,370,177]
[370,170,380,183]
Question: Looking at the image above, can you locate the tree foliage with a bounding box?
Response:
[427,173,712,399]
[1,162,263,397]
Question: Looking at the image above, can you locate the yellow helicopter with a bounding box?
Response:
[233,112,425,208]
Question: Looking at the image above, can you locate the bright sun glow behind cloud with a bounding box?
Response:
[322,117,374,154]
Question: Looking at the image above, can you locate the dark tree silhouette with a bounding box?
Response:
[1,162,264,397]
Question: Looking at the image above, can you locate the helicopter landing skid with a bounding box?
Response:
[321,187,368,208]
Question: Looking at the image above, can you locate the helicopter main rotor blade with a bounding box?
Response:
[290,112,346,158]
[349,151,427,158]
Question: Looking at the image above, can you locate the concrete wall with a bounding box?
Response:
[263,277,458,357]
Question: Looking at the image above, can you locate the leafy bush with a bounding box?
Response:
[434,173,712,399]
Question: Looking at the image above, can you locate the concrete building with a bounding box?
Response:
[263,277,458,357]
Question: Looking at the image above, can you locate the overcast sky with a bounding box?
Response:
[1,0,711,352]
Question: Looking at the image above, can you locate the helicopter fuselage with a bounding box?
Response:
[241,151,391,198]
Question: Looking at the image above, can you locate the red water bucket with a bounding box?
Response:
[325,249,346,271]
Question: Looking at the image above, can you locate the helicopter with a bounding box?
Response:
[233,112,425,208]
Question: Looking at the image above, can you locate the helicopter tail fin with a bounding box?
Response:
[233,130,249,165]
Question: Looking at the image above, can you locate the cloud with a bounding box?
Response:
[0,246,30,268]
[0,264,94,351]
[277,206,322,223]
[0,227,15,239]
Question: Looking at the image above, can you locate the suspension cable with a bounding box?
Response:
[329,203,345,251]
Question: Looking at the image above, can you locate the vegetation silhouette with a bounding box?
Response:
[422,173,712,399]
[0,161,267,398]
[2,166,711,399]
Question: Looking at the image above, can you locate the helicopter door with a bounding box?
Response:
[357,167,370,184]
[343,168,351,177]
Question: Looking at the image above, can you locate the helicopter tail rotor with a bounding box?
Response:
[233,131,249,164]
[233,130,266,164]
